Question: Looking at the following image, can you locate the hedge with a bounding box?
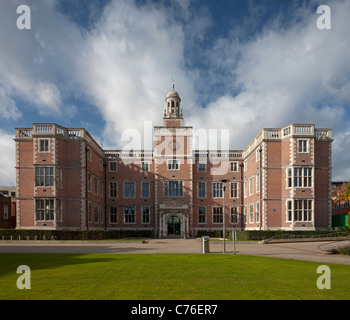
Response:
[0,229,153,240]
[1,229,349,241]
[196,230,350,241]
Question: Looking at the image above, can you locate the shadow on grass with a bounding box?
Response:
[0,253,127,278]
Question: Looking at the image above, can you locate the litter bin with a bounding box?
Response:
[201,236,210,253]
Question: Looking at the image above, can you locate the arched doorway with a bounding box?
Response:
[167,216,181,237]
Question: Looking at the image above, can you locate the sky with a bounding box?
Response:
[0,0,350,186]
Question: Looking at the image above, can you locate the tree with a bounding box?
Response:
[333,184,350,203]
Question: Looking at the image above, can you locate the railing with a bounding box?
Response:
[283,124,315,137]
[68,129,82,137]
[56,126,65,136]
[294,125,313,135]
[17,129,32,138]
[264,129,280,139]
[105,151,121,159]
[200,151,243,159]
[35,124,53,133]
[120,151,154,158]
[242,124,332,158]
[316,129,332,139]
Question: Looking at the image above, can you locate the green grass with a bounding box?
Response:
[0,254,349,300]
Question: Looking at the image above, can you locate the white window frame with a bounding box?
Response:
[110,182,117,198]
[298,139,308,153]
[255,202,260,223]
[94,177,98,195]
[230,162,238,172]
[86,147,92,162]
[286,200,292,222]
[212,206,223,224]
[164,181,183,197]
[249,204,254,224]
[109,161,118,172]
[256,148,260,162]
[198,182,206,198]
[197,163,207,172]
[124,182,135,198]
[230,207,239,224]
[110,206,118,224]
[35,167,55,187]
[212,182,224,198]
[142,206,150,224]
[39,139,49,153]
[167,159,180,170]
[287,168,292,188]
[141,182,150,198]
[294,167,313,188]
[124,206,136,224]
[198,207,206,224]
[142,161,150,172]
[230,182,239,198]
[249,176,254,196]
[35,199,55,221]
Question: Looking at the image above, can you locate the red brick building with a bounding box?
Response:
[15,86,333,236]
[0,192,16,229]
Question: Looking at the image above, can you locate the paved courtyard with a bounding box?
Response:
[1,239,350,265]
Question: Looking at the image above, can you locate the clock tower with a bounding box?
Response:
[163,84,183,127]
[154,85,193,238]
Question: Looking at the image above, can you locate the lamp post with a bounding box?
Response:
[221,179,228,253]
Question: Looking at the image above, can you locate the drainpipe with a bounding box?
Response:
[240,162,244,231]
[85,145,89,231]
[103,163,108,230]
[259,146,262,230]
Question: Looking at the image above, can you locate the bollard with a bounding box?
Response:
[232,230,236,255]
[201,236,210,253]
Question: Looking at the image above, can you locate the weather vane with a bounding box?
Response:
[172,73,175,90]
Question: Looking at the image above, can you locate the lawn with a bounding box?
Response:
[0,253,349,300]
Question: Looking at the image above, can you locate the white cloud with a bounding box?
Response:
[0,0,83,118]
[0,0,349,181]
[33,82,61,115]
[72,0,196,147]
[0,87,22,120]
[332,130,350,181]
[187,0,350,179]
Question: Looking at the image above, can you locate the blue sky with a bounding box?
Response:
[1,0,350,185]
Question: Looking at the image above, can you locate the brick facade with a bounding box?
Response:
[0,193,16,229]
[15,87,333,236]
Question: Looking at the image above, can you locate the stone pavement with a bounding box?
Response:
[1,239,350,265]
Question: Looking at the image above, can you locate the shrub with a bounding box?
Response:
[0,229,153,240]
[337,245,350,255]
[196,230,350,241]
